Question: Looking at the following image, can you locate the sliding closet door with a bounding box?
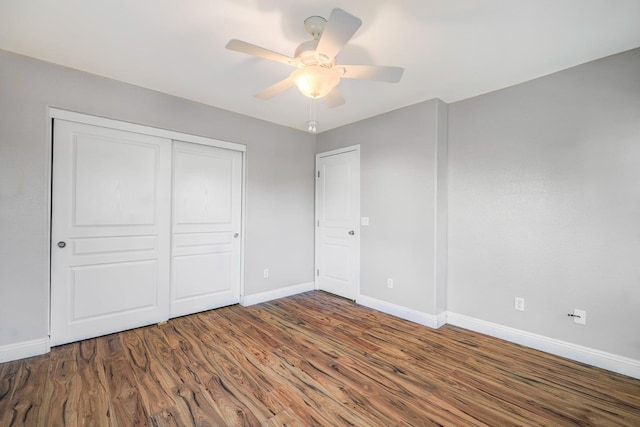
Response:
[170,141,242,318]
[51,120,171,346]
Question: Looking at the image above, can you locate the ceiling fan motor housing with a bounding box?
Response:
[296,16,335,67]
[295,39,334,67]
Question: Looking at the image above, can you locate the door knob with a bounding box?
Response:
[57,241,66,248]
[348,230,355,235]
[233,233,239,238]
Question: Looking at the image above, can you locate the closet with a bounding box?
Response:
[49,113,243,346]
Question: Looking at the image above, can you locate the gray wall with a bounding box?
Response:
[448,48,640,359]
[0,50,315,347]
[316,100,448,315]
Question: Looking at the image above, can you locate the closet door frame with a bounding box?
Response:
[47,107,247,338]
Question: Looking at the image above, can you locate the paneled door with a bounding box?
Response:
[170,141,242,318]
[315,146,360,299]
[51,120,171,346]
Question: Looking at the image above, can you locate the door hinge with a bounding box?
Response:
[317,219,319,227]
[317,170,320,178]
[316,269,319,276]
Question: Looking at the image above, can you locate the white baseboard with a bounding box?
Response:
[356,295,442,329]
[446,312,640,380]
[435,311,447,328]
[241,282,315,307]
[0,337,50,363]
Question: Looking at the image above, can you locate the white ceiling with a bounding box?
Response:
[1,0,639,133]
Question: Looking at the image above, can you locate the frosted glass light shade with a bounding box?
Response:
[292,66,339,99]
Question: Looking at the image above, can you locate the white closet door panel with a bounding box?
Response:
[70,260,158,319]
[72,236,157,255]
[51,120,171,346]
[170,141,242,318]
[73,137,158,225]
[173,253,232,297]
[174,153,234,226]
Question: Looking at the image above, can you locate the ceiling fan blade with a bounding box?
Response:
[255,77,295,100]
[226,39,299,67]
[316,9,362,61]
[338,65,404,83]
[324,87,345,108]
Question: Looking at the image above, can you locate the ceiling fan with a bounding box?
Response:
[225,8,404,109]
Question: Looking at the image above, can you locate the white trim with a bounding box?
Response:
[357,295,442,329]
[239,149,247,305]
[240,282,315,307]
[0,338,50,363]
[49,107,246,152]
[316,144,360,159]
[45,109,53,337]
[432,101,439,318]
[435,311,447,328]
[446,312,640,380]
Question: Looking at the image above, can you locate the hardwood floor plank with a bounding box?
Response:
[159,314,285,423]
[271,345,404,426]
[37,344,80,427]
[263,408,312,427]
[255,301,379,359]
[203,336,340,425]
[200,376,262,426]
[0,359,24,426]
[75,339,119,427]
[97,333,127,359]
[221,308,392,425]
[455,356,640,425]
[0,356,49,427]
[170,381,232,426]
[1,290,639,426]
[229,303,466,425]
[230,307,429,424]
[102,347,150,426]
[148,326,211,387]
[267,346,375,426]
[120,330,177,415]
[149,408,182,427]
[135,326,188,387]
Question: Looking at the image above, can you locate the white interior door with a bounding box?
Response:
[170,141,242,318]
[316,147,360,299]
[51,120,171,346]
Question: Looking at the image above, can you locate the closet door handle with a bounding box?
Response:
[57,241,66,248]
[233,233,239,238]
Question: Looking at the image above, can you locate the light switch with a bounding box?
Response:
[361,217,370,226]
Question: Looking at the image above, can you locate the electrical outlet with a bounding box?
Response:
[387,278,394,289]
[361,217,370,226]
[263,268,269,279]
[515,297,525,311]
[573,309,586,325]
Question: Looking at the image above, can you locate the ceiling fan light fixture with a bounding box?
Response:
[226,7,403,132]
[292,65,340,99]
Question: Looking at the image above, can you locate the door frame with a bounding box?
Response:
[47,107,247,336]
[314,144,361,299]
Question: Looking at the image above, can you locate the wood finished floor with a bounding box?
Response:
[1,291,639,426]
